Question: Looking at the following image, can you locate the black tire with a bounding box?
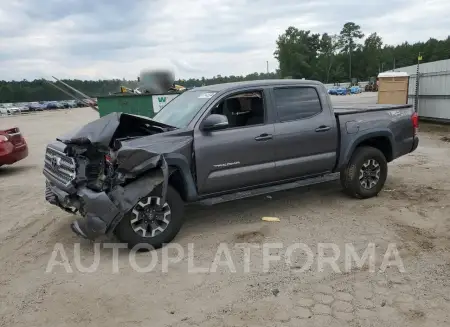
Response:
[340,146,388,199]
[114,185,184,249]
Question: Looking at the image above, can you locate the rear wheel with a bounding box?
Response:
[114,185,184,249]
[340,146,388,199]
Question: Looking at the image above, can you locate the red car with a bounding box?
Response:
[0,127,28,166]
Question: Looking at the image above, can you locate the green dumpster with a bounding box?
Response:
[97,93,180,118]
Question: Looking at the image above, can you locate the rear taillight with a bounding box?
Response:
[412,112,419,136]
[0,135,9,143]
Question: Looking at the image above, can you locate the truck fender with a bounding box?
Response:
[164,153,198,201]
[107,169,165,233]
[105,154,197,235]
[340,130,394,169]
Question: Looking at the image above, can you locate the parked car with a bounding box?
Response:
[336,87,348,95]
[328,87,338,95]
[40,102,51,109]
[0,127,28,167]
[16,103,30,113]
[75,100,86,107]
[67,100,77,108]
[58,101,71,109]
[28,102,44,111]
[0,104,12,115]
[43,79,419,249]
[350,86,362,94]
[3,103,23,114]
[46,101,59,109]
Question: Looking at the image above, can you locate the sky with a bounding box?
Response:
[1,0,449,81]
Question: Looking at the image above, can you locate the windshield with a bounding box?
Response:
[152,90,216,128]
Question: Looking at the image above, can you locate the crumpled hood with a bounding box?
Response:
[56,112,175,149]
[57,112,122,148]
[55,111,193,176]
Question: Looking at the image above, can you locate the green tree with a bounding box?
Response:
[318,33,341,83]
[363,32,383,77]
[274,26,320,78]
[339,22,365,79]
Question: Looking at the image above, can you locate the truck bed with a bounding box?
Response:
[332,102,416,172]
[334,104,412,115]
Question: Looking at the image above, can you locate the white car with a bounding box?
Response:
[9,106,22,114]
[6,103,27,114]
[0,103,14,115]
[0,106,11,115]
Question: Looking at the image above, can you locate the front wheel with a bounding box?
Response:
[340,146,388,199]
[114,185,185,249]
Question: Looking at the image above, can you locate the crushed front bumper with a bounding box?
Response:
[45,181,120,239]
[45,170,165,240]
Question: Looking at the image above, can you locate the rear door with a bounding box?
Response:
[271,86,337,180]
[194,88,277,195]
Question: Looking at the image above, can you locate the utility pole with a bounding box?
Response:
[414,52,423,113]
[266,61,269,74]
[393,57,396,70]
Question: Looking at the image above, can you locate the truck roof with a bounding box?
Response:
[193,79,324,92]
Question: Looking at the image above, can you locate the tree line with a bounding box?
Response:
[275,22,450,82]
[1,22,449,103]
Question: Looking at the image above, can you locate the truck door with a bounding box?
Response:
[271,86,337,180]
[194,89,276,195]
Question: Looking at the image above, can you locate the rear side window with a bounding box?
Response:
[274,87,322,121]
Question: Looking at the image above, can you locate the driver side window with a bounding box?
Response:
[210,91,265,129]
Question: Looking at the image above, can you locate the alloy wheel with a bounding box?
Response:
[359,159,381,190]
[130,196,171,238]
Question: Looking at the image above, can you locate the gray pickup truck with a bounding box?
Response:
[44,79,419,248]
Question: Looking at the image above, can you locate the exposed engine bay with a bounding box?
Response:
[43,112,193,239]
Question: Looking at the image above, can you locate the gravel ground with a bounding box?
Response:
[1,94,450,327]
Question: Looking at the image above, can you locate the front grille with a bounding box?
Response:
[44,146,76,186]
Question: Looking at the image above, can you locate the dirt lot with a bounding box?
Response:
[1,98,450,327]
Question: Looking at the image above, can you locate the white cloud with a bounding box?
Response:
[0,0,448,81]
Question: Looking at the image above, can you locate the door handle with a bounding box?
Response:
[255,133,273,141]
[315,125,331,132]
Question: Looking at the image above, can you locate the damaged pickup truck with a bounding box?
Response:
[44,79,419,249]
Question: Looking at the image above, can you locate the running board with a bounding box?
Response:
[196,173,340,206]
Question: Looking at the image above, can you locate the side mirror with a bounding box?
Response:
[201,114,229,131]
